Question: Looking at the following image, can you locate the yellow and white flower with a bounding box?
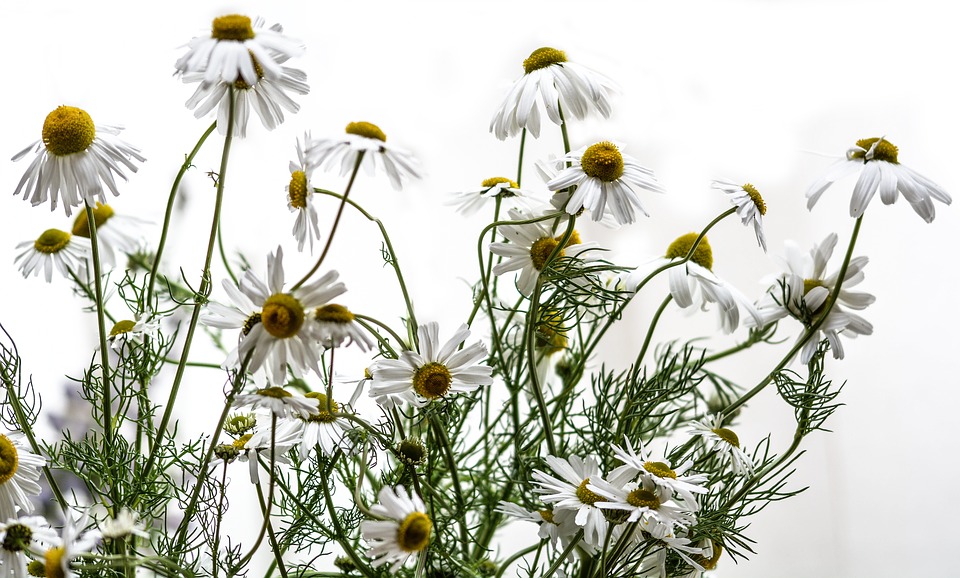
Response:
[285,133,321,252]
[448,176,532,217]
[233,387,319,420]
[297,392,354,457]
[688,415,754,475]
[69,203,148,269]
[37,509,101,578]
[0,434,44,522]
[310,304,373,351]
[712,179,767,252]
[361,486,432,571]
[15,229,90,283]
[307,121,422,191]
[0,516,60,578]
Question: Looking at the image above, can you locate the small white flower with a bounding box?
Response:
[285,133,321,252]
[310,304,374,352]
[637,524,706,578]
[688,415,754,475]
[175,15,304,88]
[588,476,696,532]
[12,106,144,217]
[0,516,60,578]
[307,121,421,191]
[490,47,616,140]
[361,486,432,571]
[212,418,302,484]
[108,314,160,352]
[297,392,355,457]
[41,509,101,578]
[711,179,767,252]
[448,176,533,217]
[0,433,44,522]
[547,141,664,225]
[14,229,91,283]
[99,508,148,540]
[495,502,579,548]
[368,322,493,408]
[68,203,148,269]
[608,438,708,511]
[489,209,602,296]
[233,387,320,420]
[806,136,951,222]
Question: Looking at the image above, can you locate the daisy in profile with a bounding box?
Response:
[175,15,304,87]
[14,229,90,283]
[233,387,319,420]
[489,209,601,296]
[285,133,321,252]
[490,47,616,140]
[750,233,874,363]
[806,136,951,222]
[37,509,101,578]
[637,524,707,578]
[495,502,579,548]
[368,322,493,408]
[712,179,767,252]
[214,418,301,484]
[311,304,374,351]
[547,141,665,225]
[99,508,148,540]
[688,415,754,475]
[12,106,145,216]
[0,433,45,521]
[361,486,432,570]
[626,233,760,334]
[69,203,147,268]
[297,391,354,457]
[307,121,422,191]
[0,516,60,578]
[448,176,532,216]
[108,314,161,352]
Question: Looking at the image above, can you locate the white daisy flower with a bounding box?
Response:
[310,304,374,352]
[12,106,145,216]
[233,387,320,420]
[14,229,91,283]
[182,58,309,138]
[637,524,706,578]
[285,133,321,252]
[489,209,602,296]
[490,47,616,140]
[367,322,493,408]
[626,233,760,334]
[750,233,874,363]
[0,433,44,522]
[448,176,533,217]
[99,508,148,540]
[608,438,708,511]
[212,417,301,484]
[361,486,432,571]
[69,203,148,269]
[39,509,101,578]
[589,475,696,535]
[306,121,422,191]
[175,15,304,87]
[297,391,355,457]
[108,314,160,352]
[806,136,951,222]
[688,415,754,475]
[0,516,60,578]
[495,502,579,548]
[547,141,664,225]
[711,179,767,252]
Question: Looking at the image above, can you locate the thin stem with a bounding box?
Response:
[255,467,290,578]
[631,294,673,369]
[516,128,527,186]
[428,412,469,546]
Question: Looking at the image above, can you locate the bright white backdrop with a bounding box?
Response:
[3,1,959,577]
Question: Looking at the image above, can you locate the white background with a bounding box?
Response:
[3,1,959,577]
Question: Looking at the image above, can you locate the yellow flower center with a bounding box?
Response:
[530,230,582,271]
[109,320,137,337]
[482,176,519,189]
[742,183,767,216]
[314,304,355,324]
[71,203,115,238]
[580,142,624,182]
[44,547,66,578]
[396,511,432,552]
[626,488,660,509]
[712,427,740,448]
[345,121,386,142]
[232,433,254,450]
[397,438,426,465]
[255,386,293,399]
[575,478,603,506]
[212,15,255,41]
[643,461,677,479]
[1,523,31,551]
[0,434,20,485]
[666,233,713,271]
[850,137,899,164]
[42,106,96,156]
[304,392,339,423]
[27,560,45,577]
[412,362,452,400]
[33,229,72,255]
[523,47,567,74]
[261,294,305,338]
[288,170,309,209]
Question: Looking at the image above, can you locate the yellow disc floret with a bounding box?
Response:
[575,478,603,506]
[109,320,136,337]
[304,392,339,423]
[412,362,452,400]
[712,427,740,448]
[396,511,432,552]
[27,560,45,577]
[288,170,309,209]
[314,304,355,324]
[530,230,582,271]
[741,183,767,216]
[44,546,66,578]
[626,488,660,509]
[643,461,677,480]
[666,233,713,271]
[255,386,293,399]
[212,15,255,41]
[261,294,305,338]
[482,176,519,189]
[42,106,96,157]
[523,47,567,74]
[71,203,115,238]
[580,142,624,182]
[33,229,72,255]
[345,121,386,142]
[849,137,899,164]
[0,434,20,485]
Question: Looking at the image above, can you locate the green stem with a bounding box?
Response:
[429,412,469,546]
[517,128,527,186]
[255,459,289,578]
[631,294,673,369]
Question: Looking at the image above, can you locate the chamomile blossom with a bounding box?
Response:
[588,475,696,531]
[297,392,354,457]
[688,415,754,475]
[285,133,321,252]
[212,417,301,484]
[311,304,373,351]
[69,203,147,269]
[99,508,148,540]
[495,502,578,548]
[14,229,90,283]
[626,233,760,334]
[547,141,665,225]
[12,106,144,216]
[490,47,616,140]
[0,516,60,578]
[108,314,160,352]
[637,524,707,578]
[489,209,601,296]
[750,233,874,363]
[38,509,101,578]
[175,15,304,87]
[361,486,432,570]
[233,387,320,420]
[608,438,708,511]
[0,434,44,522]
[307,122,422,191]
[448,177,532,216]
[712,179,767,252]
[806,136,951,222]
[367,322,493,408]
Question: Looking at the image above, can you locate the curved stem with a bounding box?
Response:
[631,294,673,369]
